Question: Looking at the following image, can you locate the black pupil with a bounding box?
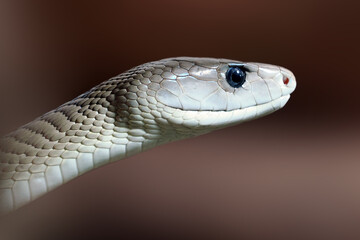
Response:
[225,67,246,88]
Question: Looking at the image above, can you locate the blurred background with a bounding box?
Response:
[0,0,359,239]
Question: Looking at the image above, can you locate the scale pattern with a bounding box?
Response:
[0,57,296,214]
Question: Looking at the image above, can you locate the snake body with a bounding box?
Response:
[0,57,296,215]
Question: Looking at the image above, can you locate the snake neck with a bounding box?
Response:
[0,65,210,215]
[0,98,169,215]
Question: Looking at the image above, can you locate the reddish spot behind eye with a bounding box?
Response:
[283,77,289,85]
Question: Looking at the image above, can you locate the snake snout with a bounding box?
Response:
[280,67,296,95]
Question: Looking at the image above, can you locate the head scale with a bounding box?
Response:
[95,57,296,142]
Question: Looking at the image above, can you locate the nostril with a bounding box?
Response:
[280,67,296,92]
[283,77,289,85]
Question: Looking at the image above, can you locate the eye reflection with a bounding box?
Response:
[226,67,246,88]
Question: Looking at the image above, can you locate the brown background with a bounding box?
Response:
[0,0,359,239]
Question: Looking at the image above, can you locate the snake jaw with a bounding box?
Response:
[108,57,297,138]
[127,57,296,131]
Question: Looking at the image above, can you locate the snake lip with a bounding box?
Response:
[163,94,291,114]
[229,95,291,113]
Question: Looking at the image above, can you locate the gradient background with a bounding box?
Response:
[0,0,359,239]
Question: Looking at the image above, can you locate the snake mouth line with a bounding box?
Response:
[167,95,291,114]
[225,95,291,113]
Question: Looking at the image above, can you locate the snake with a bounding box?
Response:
[0,57,296,215]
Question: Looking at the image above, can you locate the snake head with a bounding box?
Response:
[112,57,296,140]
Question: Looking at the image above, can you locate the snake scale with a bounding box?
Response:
[0,57,296,215]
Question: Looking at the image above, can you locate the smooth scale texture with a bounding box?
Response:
[0,57,296,214]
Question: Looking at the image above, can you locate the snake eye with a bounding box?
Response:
[226,67,246,88]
